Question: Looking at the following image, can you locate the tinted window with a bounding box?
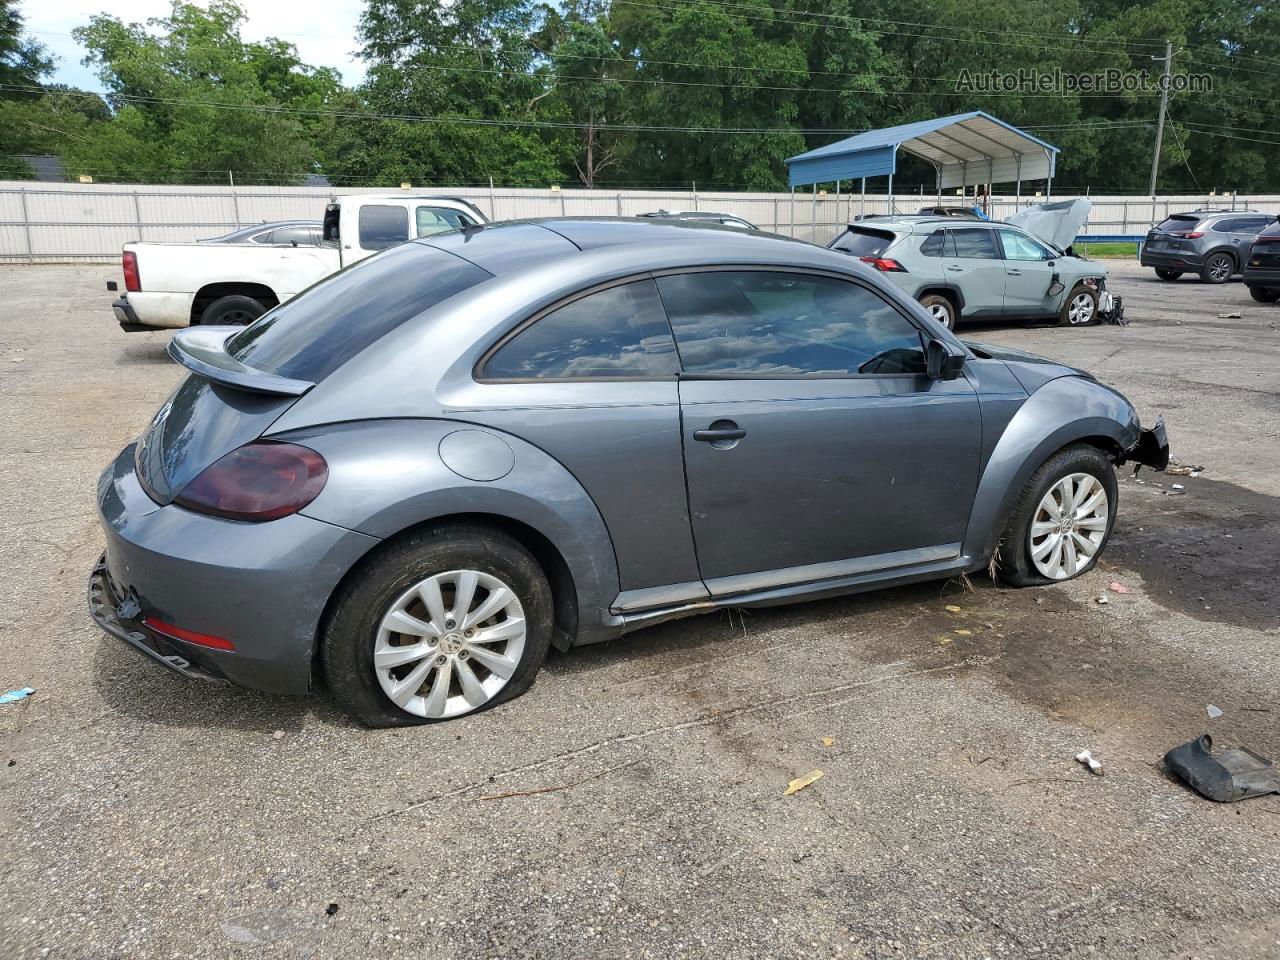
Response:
[228,243,491,381]
[947,228,999,259]
[997,228,1052,261]
[1235,217,1270,233]
[1156,215,1201,231]
[1211,218,1238,233]
[1259,219,1280,238]
[250,230,275,244]
[829,228,893,256]
[359,204,409,250]
[485,279,678,380]
[273,225,319,246]
[416,206,475,237]
[657,271,926,376]
[919,230,944,257]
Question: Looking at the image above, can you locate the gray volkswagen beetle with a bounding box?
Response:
[90,218,1169,726]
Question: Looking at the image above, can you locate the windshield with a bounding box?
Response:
[227,242,491,382]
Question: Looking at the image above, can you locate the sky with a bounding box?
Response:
[21,0,369,92]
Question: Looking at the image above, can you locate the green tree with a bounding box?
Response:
[0,0,54,178]
[68,0,341,183]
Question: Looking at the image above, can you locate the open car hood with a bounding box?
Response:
[1003,198,1091,252]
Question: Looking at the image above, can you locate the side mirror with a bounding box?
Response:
[926,337,966,380]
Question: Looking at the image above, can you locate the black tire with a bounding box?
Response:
[918,293,957,330]
[322,523,554,727]
[1248,286,1280,303]
[1154,268,1183,281]
[994,444,1118,587]
[199,294,266,326]
[1200,252,1234,284]
[1058,283,1099,326]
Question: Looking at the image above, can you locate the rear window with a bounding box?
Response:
[1156,215,1201,231]
[1259,219,1280,238]
[829,228,894,257]
[227,242,491,382]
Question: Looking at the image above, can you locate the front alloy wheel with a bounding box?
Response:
[1028,473,1109,580]
[375,570,526,719]
[1066,290,1096,325]
[1202,253,1233,284]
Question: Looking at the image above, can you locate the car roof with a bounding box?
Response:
[416,217,803,276]
[847,216,987,233]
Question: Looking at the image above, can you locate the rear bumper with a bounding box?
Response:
[111,291,194,330]
[92,444,379,695]
[111,297,151,333]
[1243,266,1280,289]
[1140,249,1203,270]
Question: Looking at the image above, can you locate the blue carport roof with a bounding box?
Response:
[785,111,1058,189]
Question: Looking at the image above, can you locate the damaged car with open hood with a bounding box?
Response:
[89,217,1167,727]
[827,198,1121,330]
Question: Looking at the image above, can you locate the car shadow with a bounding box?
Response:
[115,335,174,367]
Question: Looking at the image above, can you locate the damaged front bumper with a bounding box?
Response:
[1123,415,1170,472]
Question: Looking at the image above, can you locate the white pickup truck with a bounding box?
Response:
[109,194,487,331]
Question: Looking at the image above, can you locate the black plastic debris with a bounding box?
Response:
[1164,734,1280,802]
[325,903,339,917]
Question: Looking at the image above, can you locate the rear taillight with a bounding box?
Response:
[122,250,140,291]
[1255,235,1280,244]
[1171,231,1204,239]
[859,256,907,272]
[175,441,327,522]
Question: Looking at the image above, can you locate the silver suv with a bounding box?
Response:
[827,218,1110,329]
[1140,209,1275,284]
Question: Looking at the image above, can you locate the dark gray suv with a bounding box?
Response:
[1141,209,1275,284]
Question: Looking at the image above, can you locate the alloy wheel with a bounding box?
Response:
[927,302,952,327]
[373,569,526,719]
[1067,292,1096,325]
[1028,472,1109,580]
[1208,256,1232,282]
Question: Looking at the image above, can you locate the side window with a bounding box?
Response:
[274,226,315,246]
[484,279,679,380]
[656,271,926,376]
[1237,217,1269,233]
[416,206,475,238]
[997,229,1052,261]
[250,230,275,244]
[948,228,999,259]
[1211,218,1237,234]
[358,204,410,250]
[919,230,944,257]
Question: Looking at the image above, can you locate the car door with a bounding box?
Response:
[660,269,982,593]
[943,227,1005,317]
[1230,216,1271,258]
[996,227,1059,317]
[469,277,708,611]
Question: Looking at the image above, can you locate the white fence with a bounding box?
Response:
[2,179,1278,262]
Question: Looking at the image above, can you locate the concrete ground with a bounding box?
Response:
[1,260,1277,960]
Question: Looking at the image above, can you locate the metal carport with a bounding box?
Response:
[785,111,1060,215]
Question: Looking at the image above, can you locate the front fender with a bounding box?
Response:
[278,419,622,643]
[962,376,1140,562]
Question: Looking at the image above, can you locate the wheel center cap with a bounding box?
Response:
[440,633,462,654]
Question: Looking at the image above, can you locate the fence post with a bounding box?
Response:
[560,190,566,217]
[773,196,778,233]
[132,190,143,241]
[19,187,34,263]
[616,191,623,216]
[489,176,496,219]
[1122,199,1128,237]
[692,181,698,211]
[229,171,242,229]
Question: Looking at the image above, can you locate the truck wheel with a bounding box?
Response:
[1154,268,1182,281]
[199,295,266,326]
[1248,286,1280,303]
[1200,253,1234,284]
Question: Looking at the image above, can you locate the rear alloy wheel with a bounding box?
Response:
[1154,268,1183,281]
[322,524,553,726]
[1059,284,1098,326]
[199,294,267,326]
[995,444,1117,587]
[1201,253,1234,284]
[1249,286,1280,303]
[918,293,957,330]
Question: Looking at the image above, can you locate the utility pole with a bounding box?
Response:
[1148,40,1173,196]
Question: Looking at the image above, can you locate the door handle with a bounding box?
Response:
[694,427,746,442]
[1007,269,1022,276]
[946,265,963,272]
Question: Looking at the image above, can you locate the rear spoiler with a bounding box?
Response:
[167,326,314,396]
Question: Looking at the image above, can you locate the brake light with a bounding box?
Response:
[1171,231,1203,239]
[1255,235,1280,244]
[122,250,140,291]
[175,441,327,522]
[859,257,907,272]
[143,617,235,651]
